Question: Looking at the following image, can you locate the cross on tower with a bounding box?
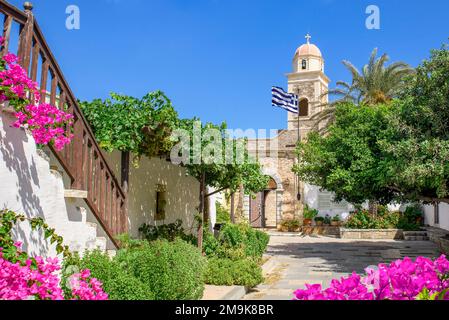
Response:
[305,33,311,44]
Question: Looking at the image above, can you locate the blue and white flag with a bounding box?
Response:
[272,86,298,114]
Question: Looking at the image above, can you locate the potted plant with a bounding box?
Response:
[314,216,325,226]
[324,214,332,226]
[331,214,341,227]
[303,205,319,226]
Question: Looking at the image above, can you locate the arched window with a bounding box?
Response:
[299,98,309,117]
[301,59,307,70]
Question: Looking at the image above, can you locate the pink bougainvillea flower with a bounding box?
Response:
[0,50,73,150]
[294,255,449,301]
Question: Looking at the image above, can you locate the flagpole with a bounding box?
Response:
[297,95,301,204]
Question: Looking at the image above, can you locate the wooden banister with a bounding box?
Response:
[0,1,128,248]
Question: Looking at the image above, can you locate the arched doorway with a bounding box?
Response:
[249,178,279,228]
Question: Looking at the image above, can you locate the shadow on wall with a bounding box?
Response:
[127,156,200,237]
[0,111,48,255]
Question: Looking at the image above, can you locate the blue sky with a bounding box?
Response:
[7,0,449,131]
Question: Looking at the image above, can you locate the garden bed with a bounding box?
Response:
[339,228,404,240]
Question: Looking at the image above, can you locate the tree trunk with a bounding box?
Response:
[197,172,206,252]
[230,192,235,224]
[236,184,245,221]
[368,200,378,217]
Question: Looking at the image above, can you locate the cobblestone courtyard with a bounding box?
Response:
[243,234,441,300]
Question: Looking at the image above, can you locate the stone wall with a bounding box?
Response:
[340,228,404,240]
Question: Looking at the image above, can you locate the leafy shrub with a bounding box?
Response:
[345,206,422,231]
[332,215,341,222]
[204,257,263,287]
[63,250,153,300]
[216,202,231,224]
[139,219,196,244]
[397,205,423,231]
[116,239,206,300]
[345,209,401,229]
[203,231,221,257]
[219,223,269,259]
[314,217,325,222]
[303,205,319,220]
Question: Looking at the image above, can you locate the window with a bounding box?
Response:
[299,99,309,117]
[301,59,307,70]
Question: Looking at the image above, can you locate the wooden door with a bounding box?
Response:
[250,192,265,228]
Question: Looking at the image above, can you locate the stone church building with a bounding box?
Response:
[236,35,353,229]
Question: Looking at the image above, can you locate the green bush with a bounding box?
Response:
[139,219,196,245]
[345,208,421,230]
[218,223,269,260]
[216,202,231,224]
[63,250,153,300]
[116,239,206,300]
[204,257,263,287]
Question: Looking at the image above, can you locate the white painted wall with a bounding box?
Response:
[0,109,107,257]
[304,184,403,221]
[304,184,354,220]
[424,203,449,231]
[103,151,200,238]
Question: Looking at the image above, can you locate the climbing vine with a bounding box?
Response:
[0,209,71,264]
[80,91,179,160]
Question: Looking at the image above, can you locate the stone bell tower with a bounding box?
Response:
[286,34,330,137]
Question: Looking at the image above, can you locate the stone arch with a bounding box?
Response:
[260,169,284,228]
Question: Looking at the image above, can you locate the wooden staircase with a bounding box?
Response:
[0,1,128,248]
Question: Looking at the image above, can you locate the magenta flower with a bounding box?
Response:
[294,255,449,301]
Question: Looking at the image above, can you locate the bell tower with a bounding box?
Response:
[286,34,330,135]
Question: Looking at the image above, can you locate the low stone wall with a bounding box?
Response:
[339,228,404,240]
[439,237,449,255]
[425,227,449,255]
[301,226,340,237]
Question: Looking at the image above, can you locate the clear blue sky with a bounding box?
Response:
[8,0,449,132]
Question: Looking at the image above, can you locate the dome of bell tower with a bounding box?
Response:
[292,34,324,73]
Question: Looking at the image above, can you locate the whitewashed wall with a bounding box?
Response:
[0,109,109,256]
[304,184,354,220]
[304,184,403,220]
[424,203,449,231]
[103,151,200,238]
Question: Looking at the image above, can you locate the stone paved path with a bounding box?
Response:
[243,233,441,300]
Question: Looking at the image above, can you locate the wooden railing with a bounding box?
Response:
[0,1,128,248]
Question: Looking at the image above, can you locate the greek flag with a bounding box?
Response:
[272,86,298,114]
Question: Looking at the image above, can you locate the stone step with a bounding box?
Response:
[403,231,428,237]
[404,236,430,241]
[95,237,107,251]
[107,250,117,258]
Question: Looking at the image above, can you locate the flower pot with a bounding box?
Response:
[331,221,339,227]
[315,221,324,226]
[303,219,312,226]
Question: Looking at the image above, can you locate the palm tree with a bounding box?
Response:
[312,48,414,131]
[312,49,414,216]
